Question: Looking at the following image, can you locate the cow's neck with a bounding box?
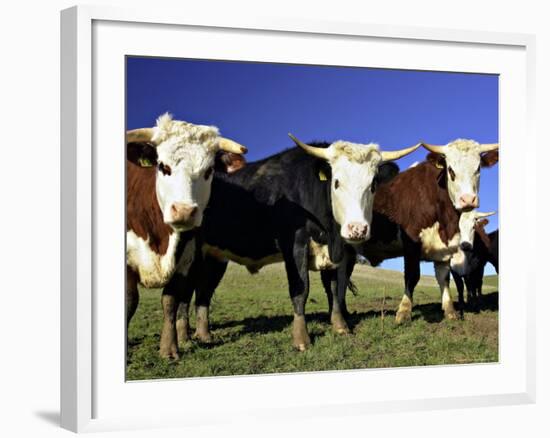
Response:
[434,177,460,245]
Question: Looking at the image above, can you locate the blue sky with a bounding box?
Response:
[127,57,499,276]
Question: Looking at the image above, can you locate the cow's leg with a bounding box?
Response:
[321,268,349,335]
[468,266,484,312]
[281,231,311,351]
[452,269,465,319]
[334,250,356,332]
[194,257,228,343]
[435,261,459,320]
[464,274,478,312]
[126,266,139,329]
[321,269,334,318]
[476,264,486,302]
[176,280,194,345]
[159,273,188,359]
[396,232,421,324]
[336,248,356,320]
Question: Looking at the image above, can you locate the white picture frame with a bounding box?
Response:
[60,4,536,433]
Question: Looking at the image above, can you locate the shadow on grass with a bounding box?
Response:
[476,290,499,311]
[408,290,498,324]
[130,291,498,350]
[214,291,499,336]
[214,314,293,334]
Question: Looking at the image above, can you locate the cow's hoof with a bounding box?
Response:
[292,314,311,351]
[159,345,179,360]
[193,331,213,343]
[395,310,412,324]
[396,295,413,324]
[332,322,351,335]
[292,333,312,351]
[445,310,459,320]
[294,342,310,352]
[293,331,311,351]
[292,331,312,351]
[331,313,351,335]
[335,327,350,335]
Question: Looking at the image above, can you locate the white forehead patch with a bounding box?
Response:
[330,141,382,165]
[446,138,481,152]
[444,139,482,165]
[153,113,220,173]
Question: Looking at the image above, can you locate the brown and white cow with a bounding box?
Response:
[125,113,247,357]
[333,139,499,324]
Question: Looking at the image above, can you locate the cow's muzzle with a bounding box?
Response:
[458,194,479,210]
[460,242,473,252]
[342,222,369,243]
[169,203,199,228]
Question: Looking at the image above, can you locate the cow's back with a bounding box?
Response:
[201,147,340,263]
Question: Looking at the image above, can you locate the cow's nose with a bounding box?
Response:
[170,203,198,225]
[344,222,369,242]
[459,194,478,209]
[460,242,473,252]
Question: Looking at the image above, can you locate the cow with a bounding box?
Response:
[159,135,420,354]
[450,213,498,314]
[125,113,247,358]
[328,139,499,325]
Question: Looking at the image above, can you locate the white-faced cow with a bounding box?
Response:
[450,211,498,314]
[159,135,420,353]
[329,139,499,325]
[126,113,247,357]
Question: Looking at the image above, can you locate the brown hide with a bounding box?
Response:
[126,160,173,256]
[373,161,459,244]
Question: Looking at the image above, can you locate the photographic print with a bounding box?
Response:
[125,57,499,380]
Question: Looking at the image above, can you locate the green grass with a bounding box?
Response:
[127,263,498,380]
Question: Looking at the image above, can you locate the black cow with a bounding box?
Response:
[159,137,419,354]
[452,224,499,314]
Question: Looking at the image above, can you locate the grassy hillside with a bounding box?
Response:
[127,263,498,380]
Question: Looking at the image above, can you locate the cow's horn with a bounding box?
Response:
[127,128,156,144]
[381,143,421,161]
[478,143,499,153]
[475,211,496,219]
[219,138,248,154]
[289,133,331,160]
[421,143,447,154]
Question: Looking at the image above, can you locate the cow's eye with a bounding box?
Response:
[448,166,456,181]
[204,166,214,180]
[334,179,340,190]
[158,162,171,176]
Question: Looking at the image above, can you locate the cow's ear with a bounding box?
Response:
[427,152,445,169]
[477,218,489,227]
[376,162,400,184]
[215,152,247,174]
[481,150,499,167]
[127,142,158,167]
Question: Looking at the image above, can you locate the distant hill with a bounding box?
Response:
[352,264,499,290]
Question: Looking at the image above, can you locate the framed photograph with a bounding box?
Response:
[61,4,536,432]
